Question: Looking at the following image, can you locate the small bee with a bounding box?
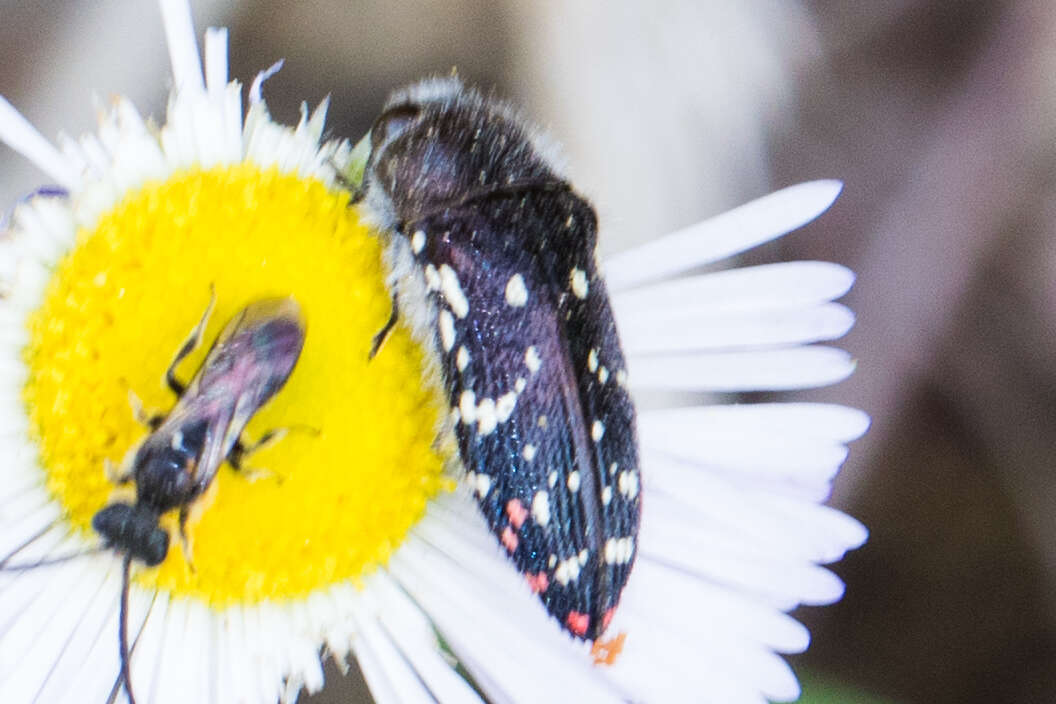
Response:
[4,295,306,704]
[354,78,641,647]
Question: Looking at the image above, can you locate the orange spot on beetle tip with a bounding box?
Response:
[591,631,627,666]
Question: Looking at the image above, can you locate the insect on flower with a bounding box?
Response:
[2,295,307,704]
[355,78,640,645]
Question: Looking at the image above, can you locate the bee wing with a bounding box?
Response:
[416,192,640,640]
[177,297,306,490]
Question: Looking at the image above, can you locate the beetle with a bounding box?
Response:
[354,78,641,645]
[4,295,306,704]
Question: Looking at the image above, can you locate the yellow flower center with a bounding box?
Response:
[21,165,449,604]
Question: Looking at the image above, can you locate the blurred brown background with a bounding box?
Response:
[3,1,1056,702]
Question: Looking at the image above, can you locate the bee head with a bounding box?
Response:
[92,502,170,567]
[359,77,556,230]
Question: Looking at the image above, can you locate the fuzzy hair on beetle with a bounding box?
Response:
[1,295,306,704]
[354,77,641,646]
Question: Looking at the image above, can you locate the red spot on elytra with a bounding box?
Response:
[505,498,528,529]
[602,607,616,631]
[565,611,590,637]
[526,572,549,593]
[501,526,518,552]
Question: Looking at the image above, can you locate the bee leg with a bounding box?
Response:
[228,425,319,481]
[177,506,196,572]
[166,287,216,396]
[104,458,133,485]
[368,291,399,360]
[127,389,163,430]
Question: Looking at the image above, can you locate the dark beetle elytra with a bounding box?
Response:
[356,78,641,643]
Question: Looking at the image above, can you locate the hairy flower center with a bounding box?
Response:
[22,165,448,604]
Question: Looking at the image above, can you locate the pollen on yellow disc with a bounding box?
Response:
[21,165,451,604]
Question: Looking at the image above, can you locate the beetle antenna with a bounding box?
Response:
[119,553,138,704]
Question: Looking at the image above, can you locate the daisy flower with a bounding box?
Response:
[0,1,866,703]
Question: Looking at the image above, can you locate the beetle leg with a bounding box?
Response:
[368,291,399,360]
[166,287,216,396]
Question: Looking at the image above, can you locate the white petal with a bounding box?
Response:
[249,60,285,105]
[368,573,485,704]
[640,501,846,606]
[37,564,119,702]
[349,600,437,704]
[604,181,843,289]
[639,402,869,444]
[0,97,80,189]
[639,411,852,473]
[160,0,204,94]
[133,592,171,704]
[628,346,855,391]
[204,28,229,97]
[646,456,860,563]
[611,261,854,315]
[618,302,854,354]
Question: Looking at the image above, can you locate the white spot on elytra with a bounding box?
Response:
[531,490,550,526]
[604,537,635,565]
[587,349,598,372]
[537,415,548,428]
[477,398,497,435]
[505,273,528,307]
[459,390,477,425]
[570,268,588,299]
[525,346,541,374]
[548,471,558,487]
[554,556,582,585]
[548,554,557,568]
[456,346,470,371]
[171,430,183,451]
[565,214,574,228]
[439,264,469,318]
[601,486,613,505]
[609,462,618,475]
[598,366,609,383]
[618,470,640,500]
[495,391,517,423]
[438,310,455,351]
[411,229,426,254]
[424,264,440,291]
[515,377,527,393]
[472,472,492,498]
[578,549,589,565]
[567,471,581,492]
[592,420,605,441]
[616,369,629,388]
[522,444,537,462]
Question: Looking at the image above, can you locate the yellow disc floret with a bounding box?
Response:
[22,165,450,604]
